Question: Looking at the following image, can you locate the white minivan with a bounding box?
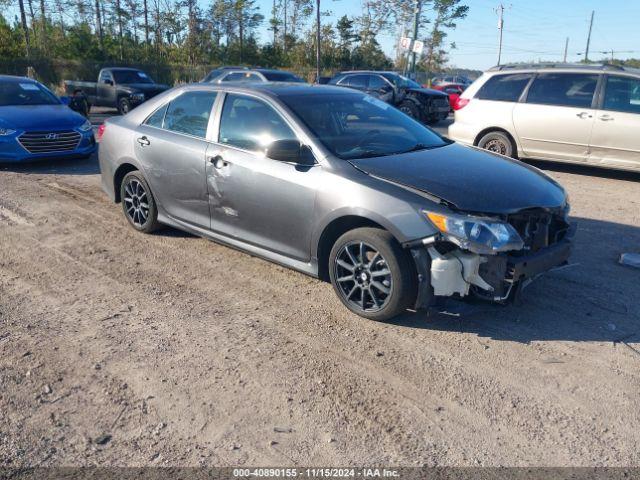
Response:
[448,63,640,172]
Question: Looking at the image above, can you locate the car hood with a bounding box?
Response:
[350,143,567,215]
[0,104,86,131]
[121,83,169,93]
[406,87,448,97]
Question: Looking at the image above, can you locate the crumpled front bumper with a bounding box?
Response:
[411,223,576,308]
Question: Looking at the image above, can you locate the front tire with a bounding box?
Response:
[120,171,159,233]
[398,101,420,120]
[477,131,516,158]
[329,228,417,321]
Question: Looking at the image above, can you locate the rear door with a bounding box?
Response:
[589,74,640,170]
[513,72,599,162]
[134,89,218,229]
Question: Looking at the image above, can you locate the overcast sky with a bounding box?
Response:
[254,0,640,71]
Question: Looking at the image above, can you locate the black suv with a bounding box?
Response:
[328,71,450,124]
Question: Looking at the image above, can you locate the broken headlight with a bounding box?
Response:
[423,210,524,254]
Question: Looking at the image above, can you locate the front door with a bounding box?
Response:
[97,70,116,107]
[134,90,218,229]
[513,72,599,163]
[589,74,640,169]
[206,93,319,262]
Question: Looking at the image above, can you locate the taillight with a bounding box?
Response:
[453,97,470,111]
[96,123,106,142]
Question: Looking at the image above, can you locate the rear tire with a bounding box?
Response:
[329,228,417,321]
[120,171,159,233]
[118,98,131,115]
[477,131,516,158]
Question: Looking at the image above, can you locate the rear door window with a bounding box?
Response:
[526,73,598,108]
[162,91,218,138]
[602,75,640,114]
[342,75,369,89]
[475,73,533,102]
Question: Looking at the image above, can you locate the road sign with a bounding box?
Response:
[400,37,412,51]
[412,40,424,54]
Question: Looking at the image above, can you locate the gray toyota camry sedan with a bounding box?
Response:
[98,83,574,320]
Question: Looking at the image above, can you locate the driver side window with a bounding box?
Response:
[218,94,297,152]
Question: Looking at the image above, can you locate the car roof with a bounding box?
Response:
[105,67,143,71]
[487,62,640,75]
[337,71,398,75]
[186,82,354,97]
[0,75,37,83]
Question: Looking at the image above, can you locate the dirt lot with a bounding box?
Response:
[1,146,639,467]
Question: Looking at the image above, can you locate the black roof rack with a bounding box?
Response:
[487,63,626,72]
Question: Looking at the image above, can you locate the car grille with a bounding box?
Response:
[433,97,450,108]
[508,209,570,253]
[18,130,81,154]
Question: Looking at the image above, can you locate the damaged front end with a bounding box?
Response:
[408,207,575,308]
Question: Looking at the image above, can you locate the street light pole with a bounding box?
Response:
[409,0,422,74]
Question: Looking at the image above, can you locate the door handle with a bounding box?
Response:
[137,136,150,146]
[599,114,614,121]
[209,155,229,169]
[576,112,592,119]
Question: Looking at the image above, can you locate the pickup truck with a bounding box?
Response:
[64,68,169,115]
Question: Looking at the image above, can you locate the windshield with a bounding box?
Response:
[262,71,305,83]
[381,73,421,89]
[280,91,447,160]
[112,70,154,84]
[0,80,60,106]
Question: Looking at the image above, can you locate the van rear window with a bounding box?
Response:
[476,74,533,102]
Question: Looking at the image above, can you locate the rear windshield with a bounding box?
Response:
[0,80,60,106]
[262,72,305,83]
[280,91,448,160]
[476,73,533,102]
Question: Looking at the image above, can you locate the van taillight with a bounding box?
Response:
[453,98,470,110]
[96,124,106,142]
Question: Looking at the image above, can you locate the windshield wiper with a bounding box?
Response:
[398,143,435,154]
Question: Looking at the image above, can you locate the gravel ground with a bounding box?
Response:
[1,131,639,467]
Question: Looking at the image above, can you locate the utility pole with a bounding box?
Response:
[496,3,505,65]
[316,0,321,83]
[563,37,569,62]
[409,0,422,74]
[584,10,594,62]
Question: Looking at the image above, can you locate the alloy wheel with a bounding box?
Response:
[334,241,393,313]
[123,178,150,227]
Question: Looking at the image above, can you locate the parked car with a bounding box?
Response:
[0,75,96,163]
[432,83,465,111]
[448,63,640,172]
[432,74,473,87]
[99,83,573,320]
[65,68,169,115]
[202,68,306,84]
[328,71,450,124]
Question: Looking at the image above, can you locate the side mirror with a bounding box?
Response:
[266,139,316,166]
[59,96,70,105]
[103,79,113,85]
